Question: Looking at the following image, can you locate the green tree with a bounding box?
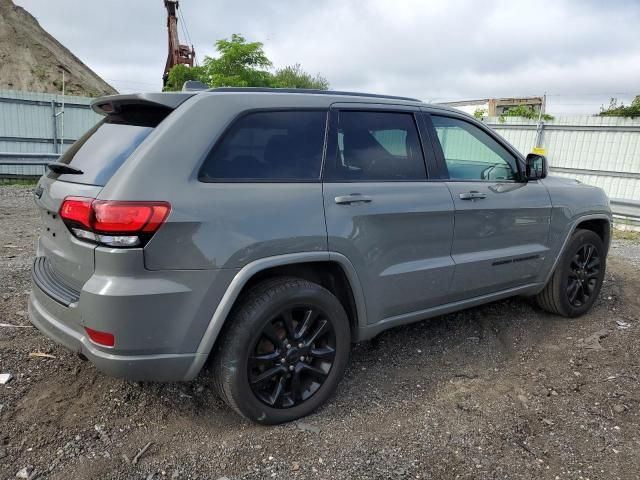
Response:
[499,104,554,123]
[163,34,330,91]
[271,64,329,89]
[473,108,486,120]
[600,96,640,117]
[163,64,205,92]
[202,34,273,87]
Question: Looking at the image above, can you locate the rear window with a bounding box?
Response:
[50,106,168,186]
[199,110,327,182]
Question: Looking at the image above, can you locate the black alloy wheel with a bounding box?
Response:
[248,306,336,408]
[536,228,606,318]
[567,243,601,307]
[213,277,351,424]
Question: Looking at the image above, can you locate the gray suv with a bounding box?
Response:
[29,88,612,424]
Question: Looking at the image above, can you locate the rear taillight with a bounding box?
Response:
[59,197,170,247]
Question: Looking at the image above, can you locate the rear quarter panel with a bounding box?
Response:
[97,93,332,270]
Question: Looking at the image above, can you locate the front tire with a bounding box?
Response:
[536,229,606,317]
[213,277,351,424]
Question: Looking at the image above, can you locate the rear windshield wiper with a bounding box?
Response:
[47,162,84,175]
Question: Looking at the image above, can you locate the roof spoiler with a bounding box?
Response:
[91,92,195,116]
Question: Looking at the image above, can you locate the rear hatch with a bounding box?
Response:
[34,94,191,294]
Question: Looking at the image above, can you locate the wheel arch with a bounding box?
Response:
[184,252,367,380]
[542,213,611,287]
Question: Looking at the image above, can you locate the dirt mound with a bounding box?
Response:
[0,0,117,96]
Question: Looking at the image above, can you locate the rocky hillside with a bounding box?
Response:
[0,0,117,96]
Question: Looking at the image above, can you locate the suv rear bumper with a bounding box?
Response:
[29,285,204,381]
[27,247,235,382]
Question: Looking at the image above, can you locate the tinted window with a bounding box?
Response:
[329,111,426,181]
[431,115,517,181]
[51,119,153,186]
[200,111,327,181]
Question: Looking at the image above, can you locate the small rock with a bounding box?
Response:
[291,462,300,471]
[542,418,554,426]
[0,373,12,384]
[613,404,626,413]
[616,320,630,329]
[550,390,559,396]
[15,467,30,479]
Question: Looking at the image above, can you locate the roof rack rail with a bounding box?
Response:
[205,87,422,102]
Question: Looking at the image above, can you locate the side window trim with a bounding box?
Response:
[425,112,524,182]
[197,108,329,183]
[418,113,448,180]
[322,107,430,183]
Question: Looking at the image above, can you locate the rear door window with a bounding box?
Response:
[199,110,327,181]
[326,111,427,181]
[50,120,153,186]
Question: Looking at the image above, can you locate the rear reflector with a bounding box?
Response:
[59,197,170,247]
[84,327,115,347]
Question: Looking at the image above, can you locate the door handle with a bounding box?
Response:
[459,191,487,200]
[334,194,373,205]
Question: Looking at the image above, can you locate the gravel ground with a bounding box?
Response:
[1,184,640,480]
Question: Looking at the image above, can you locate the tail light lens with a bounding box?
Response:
[59,197,170,247]
[84,327,115,347]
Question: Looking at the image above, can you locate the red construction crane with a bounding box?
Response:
[163,0,195,86]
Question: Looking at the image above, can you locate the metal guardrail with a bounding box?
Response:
[485,122,640,133]
[610,199,640,220]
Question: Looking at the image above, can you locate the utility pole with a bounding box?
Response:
[56,64,71,153]
[533,92,547,155]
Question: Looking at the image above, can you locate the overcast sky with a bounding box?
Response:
[15,0,640,115]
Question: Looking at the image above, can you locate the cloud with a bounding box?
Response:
[14,0,640,114]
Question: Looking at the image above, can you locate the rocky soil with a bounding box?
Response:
[1,185,639,479]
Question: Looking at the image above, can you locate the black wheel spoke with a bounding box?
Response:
[251,365,284,386]
[290,368,302,402]
[301,363,328,380]
[309,346,336,361]
[296,308,317,339]
[269,376,286,406]
[281,309,296,339]
[249,351,281,367]
[567,281,580,303]
[587,258,600,270]
[306,319,329,346]
[583,245,594,267]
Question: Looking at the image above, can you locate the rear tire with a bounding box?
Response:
[213,277,351,424]
[536,229,606,317]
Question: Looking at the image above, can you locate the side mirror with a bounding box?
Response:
[525,153,547,180]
